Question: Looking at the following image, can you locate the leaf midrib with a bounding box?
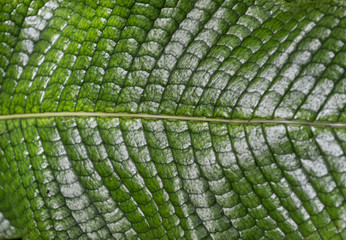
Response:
[0,112,345,128]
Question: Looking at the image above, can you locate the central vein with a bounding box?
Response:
[0,112,345,127]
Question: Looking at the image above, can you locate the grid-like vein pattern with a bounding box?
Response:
[0,117,345,239]
[0,0,345,122]
[1,0,346,239]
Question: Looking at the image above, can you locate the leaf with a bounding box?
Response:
[0,0,345,239]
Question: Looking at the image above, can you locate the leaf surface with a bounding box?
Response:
[0,0,345,239]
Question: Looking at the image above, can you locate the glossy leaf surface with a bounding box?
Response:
[0,0,345,239]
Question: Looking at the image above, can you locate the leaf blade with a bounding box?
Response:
[0,0,346,239]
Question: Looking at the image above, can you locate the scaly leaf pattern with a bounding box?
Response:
[0,0,345,239]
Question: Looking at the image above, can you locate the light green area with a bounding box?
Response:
[0,0,345,239]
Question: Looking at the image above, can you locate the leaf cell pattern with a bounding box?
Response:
[0,0,346,239]
[0,0,345,121]
[0,117,346,239]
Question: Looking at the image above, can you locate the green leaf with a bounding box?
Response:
[0,0,345,239]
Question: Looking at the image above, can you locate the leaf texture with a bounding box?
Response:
[0,0,345,239]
